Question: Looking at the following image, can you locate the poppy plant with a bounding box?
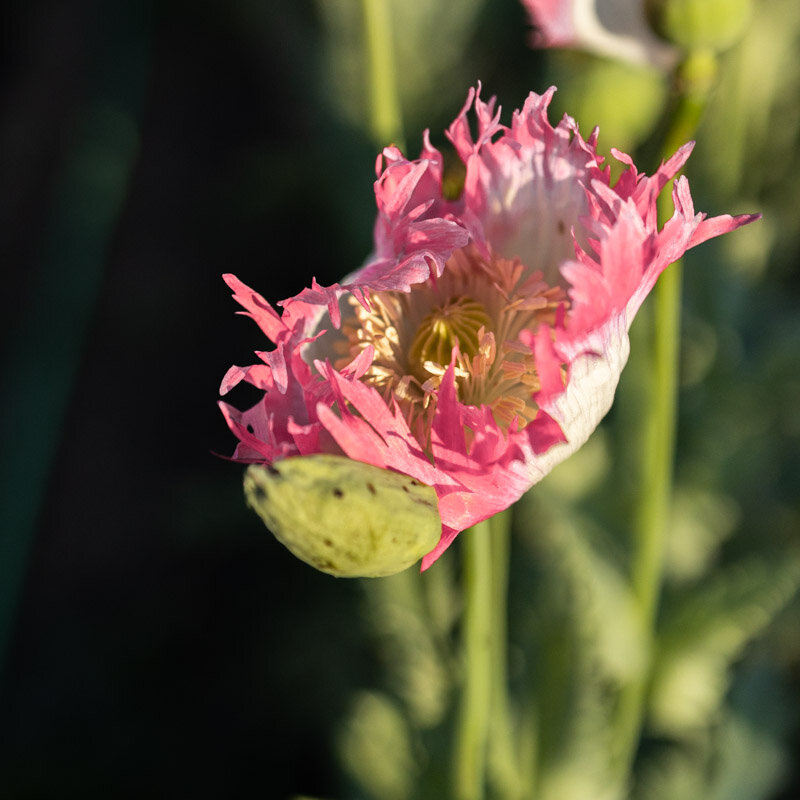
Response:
[220,85,755,569]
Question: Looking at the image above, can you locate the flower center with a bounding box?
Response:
[408,296,491,384]
[333,246,566,436]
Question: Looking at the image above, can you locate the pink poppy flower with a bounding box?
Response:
[522,0,679,70]
[220,85,755,570]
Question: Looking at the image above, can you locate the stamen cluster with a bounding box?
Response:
[336,246,564,435]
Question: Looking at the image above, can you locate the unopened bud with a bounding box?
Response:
[650,0,753,52]
[244,454,441,577]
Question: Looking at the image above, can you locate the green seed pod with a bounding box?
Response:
[244,455,441,577]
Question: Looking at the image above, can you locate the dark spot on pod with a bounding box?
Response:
[366,482,377,495]
[557,220,565,234]
[323,538,333,547]
[267,464,281,476]
[409,479,421,486]
[402,485,410,493]
[333,488,344,498]
[253,484,267,502]
[246,424,254,433]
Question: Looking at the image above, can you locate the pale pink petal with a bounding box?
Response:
[219,363,274,395]
[223,273,286,343]
[689,212,760,249]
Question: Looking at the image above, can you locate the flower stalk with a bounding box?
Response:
[360,0,405,150]
[454,520,494,800]
[454,512,521,800]
[611,49,720,781]
[487,510,524,800]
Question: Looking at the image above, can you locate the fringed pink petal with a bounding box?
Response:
[286,417,322,455]
[375,158,434,220]
[284,278,346,329]
[420,526,461,571]
[219,400,290,462]
[254,346,288,394]
[689,212,760,249]
[219,363,275,395]
[316,363,456,490]
[525,411,568,455]
[528,323,566,399]
[445,83,504,163]
[223,273,286,343]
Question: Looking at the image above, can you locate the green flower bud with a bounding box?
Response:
[244,455,441,577]
[651,0,753,52]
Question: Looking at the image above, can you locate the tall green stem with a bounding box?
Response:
[487,511,524,799]
[611,50,719,781]
[454,520,494,800]
[360,0,405,150]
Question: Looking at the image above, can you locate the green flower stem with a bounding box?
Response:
[360,0,405,151]
[611,50,719,781]
[454,519,494,800]
[487,510,523,800]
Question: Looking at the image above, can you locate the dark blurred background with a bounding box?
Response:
[0,1,533,797]
[1,1,799,798]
